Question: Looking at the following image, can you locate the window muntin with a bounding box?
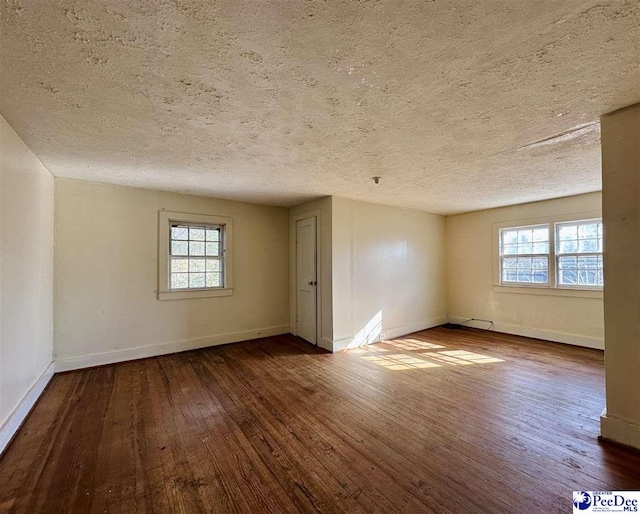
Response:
[555,220,603,288]
[500,225,550,285]
[169,223,224,290]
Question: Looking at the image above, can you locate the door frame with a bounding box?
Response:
[289,209,322,346]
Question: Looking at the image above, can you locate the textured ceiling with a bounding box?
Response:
[1,1,638,214]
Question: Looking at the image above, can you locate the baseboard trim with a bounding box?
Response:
[0,361,55,456]
[318,338,333,352]
[447,316,604,350]
[600,410,640,451]
[331,316,448,353]
[54,325,290,372]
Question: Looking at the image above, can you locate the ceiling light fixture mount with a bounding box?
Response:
[372,176,381,184]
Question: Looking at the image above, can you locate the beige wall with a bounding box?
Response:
[600,103,640,449]
[289,197,333,348]
[446,192,603,348]
[0,116,54,428]
[331,197,447,351]
[54,179,289,369]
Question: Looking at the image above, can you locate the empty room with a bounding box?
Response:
[1,1,639,513]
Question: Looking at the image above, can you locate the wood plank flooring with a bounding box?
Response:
[1,327,639,513]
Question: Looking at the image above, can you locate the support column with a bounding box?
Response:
[600,103,640,449]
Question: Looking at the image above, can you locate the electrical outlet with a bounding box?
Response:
[379,332,386,341]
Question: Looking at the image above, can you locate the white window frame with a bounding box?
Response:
[498,223,551,288]
[554,218,603,290]
[493,210,603,299]
[158,210,233,300]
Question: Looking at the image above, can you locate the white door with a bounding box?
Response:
[296,217,317,345]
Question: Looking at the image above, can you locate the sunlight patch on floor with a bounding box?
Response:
[352,341,505,370]
[384,339,446,351]
[361,354,442,370]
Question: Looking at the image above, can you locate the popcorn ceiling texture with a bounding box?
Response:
[0,0,637,214]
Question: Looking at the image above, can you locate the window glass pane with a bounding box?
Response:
[558,225,577,241]
[579,224,597,238]
[206,259,221,272]
[189,227,205,241]
[189,258,206,272]
[503,244,518,255]
[171,226,188,240]
[517,271,532,282]
[517,243,533,254]
[206,229,220,241]
[206,242,220,256]
[558,254,603,287]
[559,270,577,285]
[532,257,546,269]
[171,273,188,289]
[579,238,598,253]
[517,230,532,244]
[558,256,577,269]
[532,228,547,242]
[532,271,548,283]
[171,241,188,256]
[558,240,577,253]
[206,273,221,287]
[501,255,548,285]
[171,258,189,272]
[501,226,548,257]
[503,257,517,269]
[189,241,205,256]
[189,273,206,288]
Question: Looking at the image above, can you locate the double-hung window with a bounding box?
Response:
[500,225,550,285]
[556,219,603,288]
[158,211,233,300]
[498,217,603,291]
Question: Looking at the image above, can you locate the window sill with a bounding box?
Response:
[157,288,233,301]
[493,285,602,299]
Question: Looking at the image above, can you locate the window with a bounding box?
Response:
[498,217,603,291]
[500,225,550,285]
[556,219,603,288]
[158,211,233,300]
[169,223,224,290]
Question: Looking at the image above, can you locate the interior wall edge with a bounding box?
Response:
[54,325,289,373]
[447,315,604,350]
[600,411,640,450]
[0,361,55,457]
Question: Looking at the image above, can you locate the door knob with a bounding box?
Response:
[308,281,317,286]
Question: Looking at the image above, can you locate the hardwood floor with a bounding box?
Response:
[1,327,639,513]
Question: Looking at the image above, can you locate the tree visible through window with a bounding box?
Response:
[556,220,603,287]
[498,218,603,290]
[500,225,550,285]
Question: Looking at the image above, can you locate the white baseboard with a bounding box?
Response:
[55,325,290,372]
[0,361,55,456]
[318,338,333,352]
[447,315,604,350]
[600,410,640,450]
[331,316,448,353]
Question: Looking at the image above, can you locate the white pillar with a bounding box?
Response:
[600,103,640,449]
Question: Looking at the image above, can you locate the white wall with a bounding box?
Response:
[600,103,640,449]
[331,197,447,351]
[446,192,604,349]
[289,197,333,349]
[54,179,290,370]
[0,116,54,446]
